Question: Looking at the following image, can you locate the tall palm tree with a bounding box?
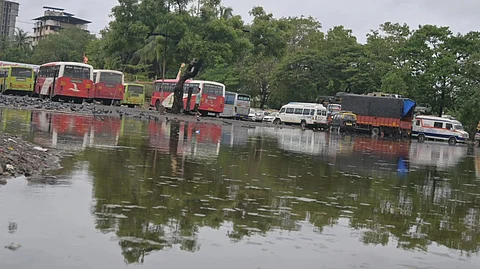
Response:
[14,28,31,51]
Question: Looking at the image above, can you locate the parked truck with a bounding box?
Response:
[341,94,416,137]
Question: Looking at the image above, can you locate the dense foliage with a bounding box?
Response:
[3,0,480,130]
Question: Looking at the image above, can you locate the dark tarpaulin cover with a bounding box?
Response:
[342,94,415,118]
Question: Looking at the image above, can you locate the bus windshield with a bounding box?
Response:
[128,85,144,94]
[237,95,250,101]
[64,65,91,79]
[99,72,122,85]
[11,67,33,78]
[454,124,464,131]
[202,83,223,96]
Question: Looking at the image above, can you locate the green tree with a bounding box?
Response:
[32,28,95,64]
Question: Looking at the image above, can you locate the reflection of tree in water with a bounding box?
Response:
[82,121,480,264]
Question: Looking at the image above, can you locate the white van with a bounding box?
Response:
[412,115,469,145]
[274,102,327,128]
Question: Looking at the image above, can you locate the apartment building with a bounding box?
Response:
[0,0,19,37]
[32,6,91,46]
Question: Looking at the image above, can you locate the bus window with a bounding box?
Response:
[155,82,176,92]
[310,110,315,116]
[225,94,235,105]
[99,72,122,85]
[237,95,250,101]
[302,109,310,115]
[446,123,453,130]
[203,83,223,96]
[322,111,327,116]
[93,73,97,82]
[280,108,286,113]
[286,108,294,114]
[64,65,90,79]
[416,120,420,126]
[38,65,59,78]
[11,67,32,78]
[294,108,303,115]
[128,85,144,94]
[433,122,443,128]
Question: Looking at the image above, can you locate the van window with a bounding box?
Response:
[322,111,327,116]
[434,122,443,128]
[294,108,303,115]
[286,108,294,114]
[310,110,315,116]
[303,109,310,115]
[280,108,286,113]
[416,120,420,126]
[446,123,453,130]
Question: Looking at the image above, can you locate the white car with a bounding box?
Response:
[248,109,256,121]
[263,112,278,122]
[254,111,269,122]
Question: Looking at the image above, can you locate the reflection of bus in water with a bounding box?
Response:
[31,111,120,149]
[0,108,32,133]
[220,124,249,147]
[148,121,222,160]
[409,142,467,170]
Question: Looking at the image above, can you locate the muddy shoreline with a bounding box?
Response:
[0,132,63,184]
[0,94,289,129]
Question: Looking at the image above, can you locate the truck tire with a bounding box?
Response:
[448,137,457,146]
[372,127,380,136]
[418,134,426,143]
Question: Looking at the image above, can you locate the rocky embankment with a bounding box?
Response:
[0,132,62,184]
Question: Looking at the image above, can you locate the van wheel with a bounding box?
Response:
[300,120,307,129]
[418,134,426,143]
[372,127,380,136]
[155,101,161,111]
[448,137,457,146]
[273,118,281,125]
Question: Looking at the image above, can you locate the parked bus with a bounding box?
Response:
[35,62,94,103]
[220,91,251,119]
[0,66,35,95]
[93,70,125,105]
[151,79,226,116]
[0,61,40,72]
[121,83,145,108]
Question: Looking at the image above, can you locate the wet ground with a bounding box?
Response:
[1,107,480,269]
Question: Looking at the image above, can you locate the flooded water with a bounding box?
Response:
[1,108,480,269]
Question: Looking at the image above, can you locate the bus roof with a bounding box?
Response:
[40,62,93,68]
[154,78,190,83]
[124,83,145,87]
[94,69,124,75]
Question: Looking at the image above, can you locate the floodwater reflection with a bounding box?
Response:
[0,108,480,269]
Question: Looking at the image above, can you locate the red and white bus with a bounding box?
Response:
[151,79,226,116]
[93,70,125,105]
[35,62,94,103]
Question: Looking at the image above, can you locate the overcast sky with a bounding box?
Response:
[15,0,480,43]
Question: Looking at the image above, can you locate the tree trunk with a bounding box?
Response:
[185,86,193,113]
[172,59,203,114]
